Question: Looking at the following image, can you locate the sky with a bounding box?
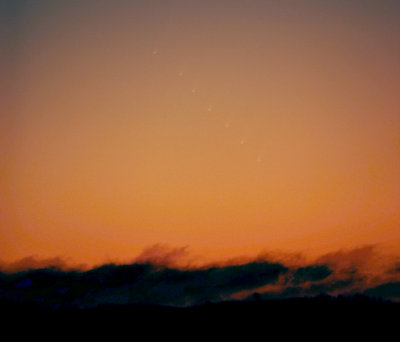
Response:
[1,0,400,268]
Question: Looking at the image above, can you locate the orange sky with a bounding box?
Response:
[2,1,400,267]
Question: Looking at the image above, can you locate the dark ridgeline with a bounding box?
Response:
[1,295,398,330]
[1,261,399,332]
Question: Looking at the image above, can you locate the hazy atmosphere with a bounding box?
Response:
[2,1,400,273]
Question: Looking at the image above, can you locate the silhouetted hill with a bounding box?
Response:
[2,295,398,323]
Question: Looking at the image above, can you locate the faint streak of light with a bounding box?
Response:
[152,48,158,55]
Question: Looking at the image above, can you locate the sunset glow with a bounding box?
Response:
[2,0,400,269]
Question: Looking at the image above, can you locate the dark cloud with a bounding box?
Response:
[0,261,287,308]
[363,282,400,300]
[231,246,400,301]
[1,246,399,309]
[292,265,332,284]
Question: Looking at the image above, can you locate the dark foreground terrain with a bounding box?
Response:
[2,296,398,340]
[2,295,398,325]
[1,262,399,334]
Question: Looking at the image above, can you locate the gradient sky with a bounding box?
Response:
[2,0,400,267]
